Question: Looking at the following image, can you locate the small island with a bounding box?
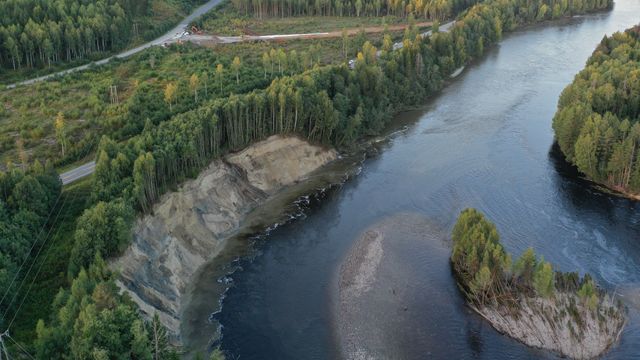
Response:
[451,209,626,359]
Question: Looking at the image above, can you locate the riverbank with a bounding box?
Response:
[204,0,640,356]
[474,294,626,359]
[110,135,337,342]
[451,209,627,359]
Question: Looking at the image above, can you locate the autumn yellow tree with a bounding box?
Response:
[54,112,67,157]
[15,136,28,168]
[232,56,241,84]
[216,63,224,92]
[190,74,200,102]
[164,83,177,111]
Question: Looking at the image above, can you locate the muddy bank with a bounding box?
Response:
[335,213,450,359]
[111,135,337,341]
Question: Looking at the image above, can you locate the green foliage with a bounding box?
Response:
[0,162,61,328]
[577,278,599,311]
[35,254,178,360]
[553,25,640,193]
[451,209,601,308]
[226,0,480,20]
[68,198,134,276]
[0,0,204,75]
[533,260,555,298]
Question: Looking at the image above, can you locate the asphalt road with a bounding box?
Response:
[60,161,96,185]
[5,0,224,89]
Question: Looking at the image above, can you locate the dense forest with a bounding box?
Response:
[227,0,609,19]
[0,0,200,72]
[0,162,61,331]
[35,255,183,359]
[451,209,625,345]
[553,25,640,195]
[228,0,480,19]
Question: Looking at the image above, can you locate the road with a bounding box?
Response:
[181,22,435,44]
[54,20,455,185]
[5,0,224,89]
[60,161,96,185]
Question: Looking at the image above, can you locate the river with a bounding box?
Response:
[185,1,640,358]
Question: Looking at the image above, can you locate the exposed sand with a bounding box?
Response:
[335,213,448,360]
[476,293,625,359]
[111,135,337,342]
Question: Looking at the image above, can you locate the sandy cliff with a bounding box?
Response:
[111,135,337,340]
[477,294,625,359]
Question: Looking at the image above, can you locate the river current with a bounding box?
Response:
[189,2,640,358]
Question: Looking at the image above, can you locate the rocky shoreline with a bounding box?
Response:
[110,135,337,342]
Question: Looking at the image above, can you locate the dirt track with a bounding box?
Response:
[179,21,434,45]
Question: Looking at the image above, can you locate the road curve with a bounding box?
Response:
[5,0,224,89]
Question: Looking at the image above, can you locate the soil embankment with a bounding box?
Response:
[476,295,625,359]
[111,135,337,341]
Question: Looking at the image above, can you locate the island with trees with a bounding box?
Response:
[451,208,626,359]
[553,25,640,198]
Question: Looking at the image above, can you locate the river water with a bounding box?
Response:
[190,2,640,358]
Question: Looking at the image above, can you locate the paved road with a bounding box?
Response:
[5,0,224,89]
[60,161,96,185]
[55,20,455,185]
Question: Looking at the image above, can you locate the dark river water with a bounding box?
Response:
[191,2,640,358]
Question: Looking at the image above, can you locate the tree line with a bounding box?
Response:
[0,162,61,330]
[49,44,325,169]
[226,0,608,20]
[553,25,640,194]
[224,0,482,19]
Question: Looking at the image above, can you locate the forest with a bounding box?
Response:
[0,31,396,168]
[553,25,640,195]
[0,0,202,75]
[0,162,61,331]
[225,0,609,20]
[451,209,625,344]
[0,0,614,357]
